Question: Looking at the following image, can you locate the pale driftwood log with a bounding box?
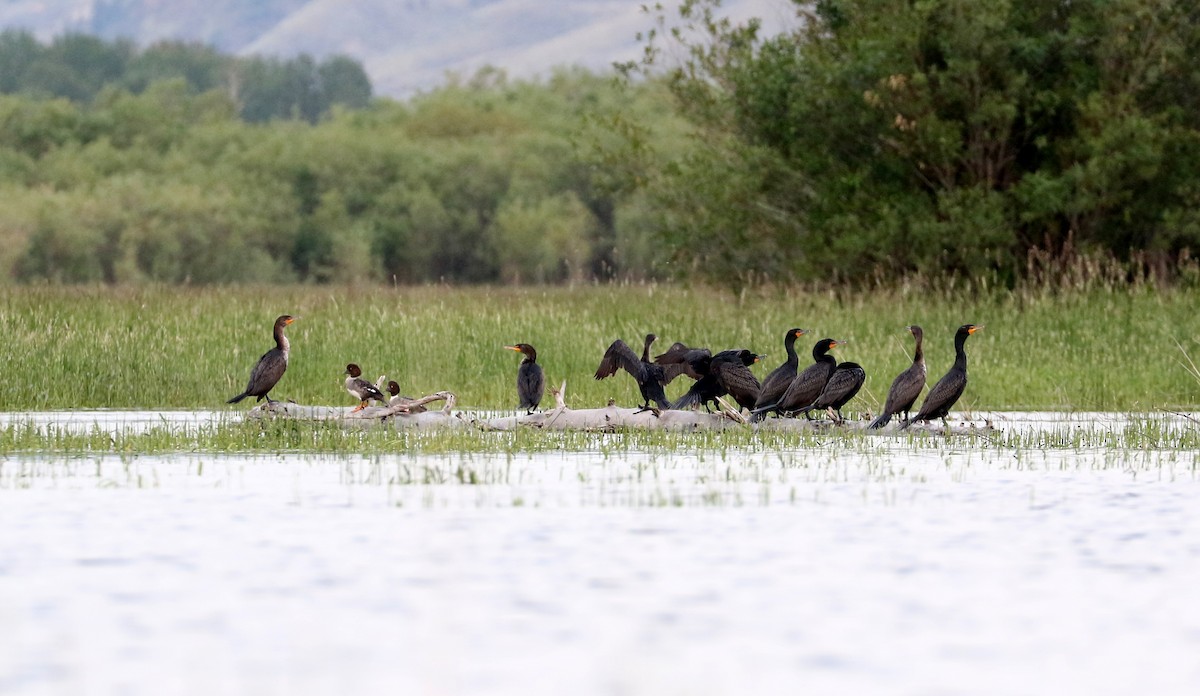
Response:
[247,392,470,430]
[473,382,744,432]
[245,382,994,435]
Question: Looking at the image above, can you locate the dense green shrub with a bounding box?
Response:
[0,62,681,284]
[623,0,1200,286]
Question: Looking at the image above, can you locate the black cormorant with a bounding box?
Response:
[900,324,982,430]
[753,338,842,419]
[594,333,683,411]
[868,325,926,429]
[751,328,808,421]
[671,349,762,412]
[505,343,545,414]
[228,314,295,405]
[800,361,866,422]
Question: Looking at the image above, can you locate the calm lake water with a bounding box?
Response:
[1,411,1199,695]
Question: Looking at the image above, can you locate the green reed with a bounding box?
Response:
[0,282,1198,413]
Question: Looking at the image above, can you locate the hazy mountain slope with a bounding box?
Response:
[0,0,796,97]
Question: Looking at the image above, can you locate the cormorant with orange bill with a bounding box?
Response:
[800,361,866,422]
[900,324,982,430]
[505,343,545,414]
[228,314,295,405]
[751,328,807,421]
[671,349,763,412]
[752,338,843,419]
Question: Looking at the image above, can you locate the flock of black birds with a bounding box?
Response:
[226,314,983,430]
[591,325,981,428]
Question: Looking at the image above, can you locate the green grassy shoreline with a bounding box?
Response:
[1,283,1197,414]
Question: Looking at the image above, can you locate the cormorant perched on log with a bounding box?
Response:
[710,349,763,410]
[751,328,808,421]
[505,343,545,414]
[228,314,295,404]
[671,349,763,412]
[595,333,687,411]
[800,361,866,422]
[900,324,982,430]
[868,325,926,429]
[344,363,387,412]
[752,338,842,419]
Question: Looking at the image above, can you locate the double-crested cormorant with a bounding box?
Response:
[595,333,684,411]
[505,343,545,414]
[711,349,763,410]
[868,325,926,429]
[671,349,763,412]
[344,363,387,412]
[900,324,982,430]
[386,380,427,413]
[752,338,843,419]
[751,328,808,421]
[800,361,866,422]
[228,314,295,404]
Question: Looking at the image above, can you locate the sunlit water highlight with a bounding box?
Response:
[1,411,1199,695]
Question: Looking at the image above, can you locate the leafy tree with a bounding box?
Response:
[626,0,1200,285]
[0,30,41,93]
[123,41,229,94]
[0,64,677,285]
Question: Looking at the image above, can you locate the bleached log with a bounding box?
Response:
[473,381,742,432]
[244,383,994,435]
[247,392,470,430]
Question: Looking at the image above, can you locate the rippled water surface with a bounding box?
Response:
[2,412,1199,695]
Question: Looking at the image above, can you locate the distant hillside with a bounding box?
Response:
[0,0,795,97]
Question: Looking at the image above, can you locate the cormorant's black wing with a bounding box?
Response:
[594,340,645,381]
[810,363,865,410]
[912,368,966,421]
[245,347,287,398]
[778,361,835,412]
[654,343,711,382]
[517,362,545,409]
[713,360,761,410]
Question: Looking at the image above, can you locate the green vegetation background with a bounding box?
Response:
[2,4,1200,417]
[5,1,1200,287]
[2,285,1196,413]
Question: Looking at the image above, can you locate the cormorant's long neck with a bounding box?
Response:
[784,333,799,366]
[952,332,969,371]
[524,348,537,364]
[912,334,924,366]
[641,337,653,363]
[274,324,289,352]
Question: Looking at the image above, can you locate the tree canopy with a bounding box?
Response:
[0,29,371,123]
[623,0,1200,285]
[0,58,686,284]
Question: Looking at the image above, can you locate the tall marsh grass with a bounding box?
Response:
[0,283,1197,412]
